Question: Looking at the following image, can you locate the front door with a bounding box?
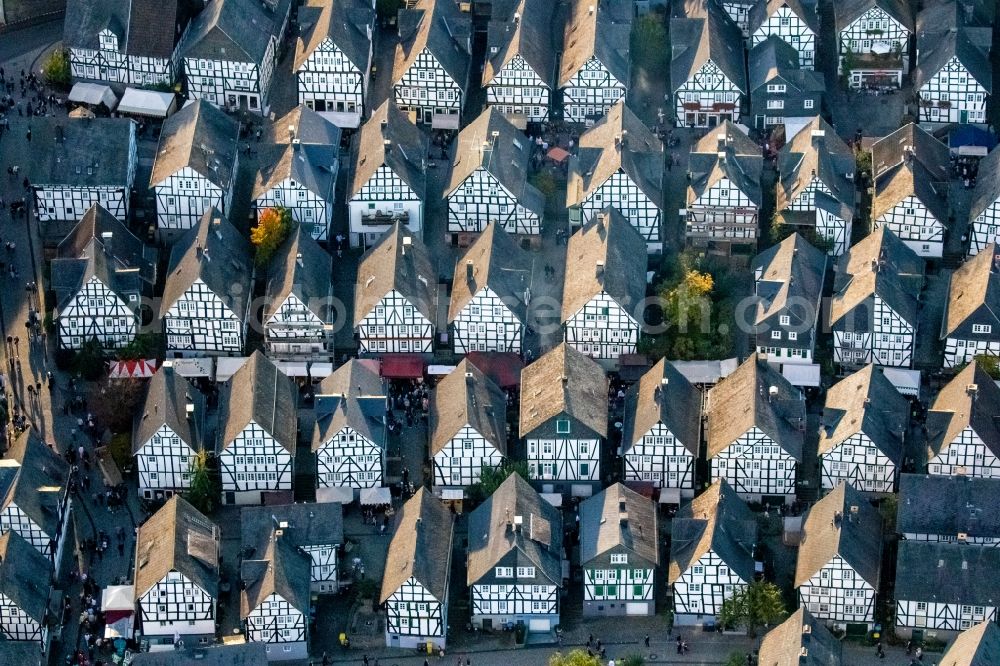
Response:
[708,115,719,128]
[225,491,235,504]
[960,109,969,123]
[238,94,248,108]
[697,113,707,126]
[423,108,433,124]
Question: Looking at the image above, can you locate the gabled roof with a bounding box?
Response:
[240,536,312,618]
[483,0,556,89]
[380,488,454,603]
[134,496,219,598]
[751,232,827,331]
[567,101,664,208]
[27,117,135,188]
[777,117,856,212]
[353,222,437,327]
[448,223,531,324]
[392,0,471,91]
[913,11,992,94]
[925,362,1000,460]
[312,359,386,451]
[561,208,647,322]
[218,351,298,453]
[64,0,190,57]
[748,36,824,93]
[668,480,757,584]
[621,357,702,454]
[941,243,1000,338]
[1,432,70,543]
[446,108,544,216]
[706,353,804,460]
[895,540,1000,607]
[669,0,746,94]
[349,100,428,199]
[519,343,608,438]
[687,121,763,206]
[57,204,157,286]
[795,482,882,587]
[833,0,913,33]
[133,366,206,455]
[559,0,631,87]
[161,208,253,318]
[747,0,819,37]
[898,473,1000,541]
[872,160,951,225]
[818,365,908,460]
[252,106,340,203]
[757,608,843,666]
[150,100,239,189]
[294,0,374,72]
[970,144,1000,221]
[429,360,507,456]
[182,0,291,65]
[0,531,52,624]
[241,503,344,560]
[579,482,658,566]
[466,474,562,585]
[937,621,1000,666]
[263,226,333,324]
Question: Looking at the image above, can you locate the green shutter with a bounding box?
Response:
[633,585,643,596]
[594,585,604,596]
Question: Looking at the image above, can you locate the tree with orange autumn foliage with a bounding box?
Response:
[251,206,292,265]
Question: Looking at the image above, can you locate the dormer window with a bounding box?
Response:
[556,419,571,434]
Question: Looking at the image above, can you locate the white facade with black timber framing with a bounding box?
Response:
[0,531,52,647]
[835,0,913,89]
[941,245,1000,367]
[748,0,818,69]
[483,0,555,125]
[240,535,311,661]
[558,0,631,124]
[969,149,1000,256]
[925,363,1000,479]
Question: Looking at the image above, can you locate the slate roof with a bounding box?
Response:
[561,208,647,322]
[27,117,135,188]
[777,117,856,213]
[872,123,951,182]
[466,474,563,585]
[353,222,437,327]
[567,101,664,208]
[134,496,219,598]
[970,144,1000,221]
[446,108,544,216]
[748,36,825,95]
[392,0,472,91]
[747,0,819,37]
[57,204,157,286]
[1,432,70,544]
[252,106,340,204]
[64,0,190,57]
[941,244,1000,338]
[937,621,1000,666]
[898,473,1000,541]
[914,21,992,94]
[430,360,507,457]
[833,0,914,33]
[559,0,631,87]
[872,159,951,225]
[795,482,882,587]
[312,359,386,451]
[669,0,746,94]
[751,232,827,333]
[579,482,658,566]
[519,343,608,438]
[132,365,206,455]
[349,100,428,199]
[621,358,702,454]
[756,608,843,666]
[448,222,531,324]
[150,100,239,189]
[668,480,757,584]
[818,364,908,461]
[687,121,763,206]
[263,226,334,324]
[705,353,804,460]
[380,488,454,603]
[925,362,1000,461]
[294,0,374,72]
[218,351,298,453]
[240,536,312,618]
[0,531,51,624]
[241,503,344,561]
[895,540,1000,607]
[131,644,269,666]
[182,0,291,65]
[483,0,556,89]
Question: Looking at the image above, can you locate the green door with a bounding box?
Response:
[960,110,969,123]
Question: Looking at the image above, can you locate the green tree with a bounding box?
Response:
[42,49,71,89]
[631,14,669,74]
[75,337,107,381]
[619,654,646,666]
[974,355,1000,379]
[723,652,748,666]
[186,450,219,514]
[469,459,533,503]
[251,206,293,266]
[117,333,162,361]
[549,650,601,666]
[719,580,788,637]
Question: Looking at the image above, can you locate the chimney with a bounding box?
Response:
[287,124,296,142]
[213,216,223,240]
[292,138,301,150]
[596,260,605,279]
[402,235,412,254]
[967,383,979,398]
[588,4,594,13]
[768,385,779,402]
[296,252,303,267]
[561,375,568,386]
[185,393,195,418]
[202,248,212,262]
[100,231,113,254]
[466,259,474,283]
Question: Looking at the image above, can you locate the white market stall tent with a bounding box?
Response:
[117,88,177,118]
[69,82,118,110]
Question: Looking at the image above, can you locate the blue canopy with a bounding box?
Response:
[948,125,997,150]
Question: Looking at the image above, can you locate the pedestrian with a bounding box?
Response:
[906,640,912,655]
[587,634,593,648]
[608,660,615,666]
[676,636,683,654]
[322,653,330,666]
[644,635,650,648]
[876,641,885,659]
[363,654,369,666]
[596,640,602,652]
[25,127,30,142]
[915,646,923,661]
[117,541,124,556]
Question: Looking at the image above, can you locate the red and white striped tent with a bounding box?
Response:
[108,359,158,379]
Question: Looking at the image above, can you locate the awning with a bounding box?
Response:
[431,113,460,130]
[275,361,309,377]
[882,367,920,397]
[958,145,988,156]
[104,614,133,640]
[547,147,570,163]
[167,357,213,378]
[781,363,821,387]
[623,480,655,498]
[215,356,250,382]
[440,488,463,500]
[618,354,651,382]
[427,364,456,375]
[359,487,392,505]
[317,486,354,503]
[380,355,424,379]
[659,487,682,504]
[108,359,158,378]
[310,362,334,377]
[672,358,739,385]
[69,106,96,118]
[102,585,135,612]
[117,87,176,118]
[870,42,891,54]
[69,82,117,109]
[466,352,524,387]
[540,492,562,507]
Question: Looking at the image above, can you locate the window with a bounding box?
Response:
[771,330,781,339]
[780,315,790,326]
[804,99,814,109]
[495,567,513,578]
[610,554,628,564]
[767,100,785,109]
[556,419,570,434]
[973,324,992,334]
[516,567,535,577]
[788,332,798,341]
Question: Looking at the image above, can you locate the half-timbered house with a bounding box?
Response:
[448,222,531,355]
[348,100,428,248]
[871,123,952,258]
[252,106,340,242]
[520,343,608,496]
[483,0,555,125]
[969,147,1000,255]
[895,541,1000,639]
[380,488,455,648]
[133,496,219,651]
[621,359,702,499]
[941,244,1000,367]
[181,0,292,115]
[757,608,844,666]
[898,473,1000,545]
[241,536,311,660]
[558,0,631,124]
[64,0,195,86]
[149,100,240,235]
[669,480,757,626]
[705,354,805,504]
[719,0,756,34]
[748,0,819,69]
[242,503,344,594]
[566,101,665,249]
[312,359,387,499]
[685,121,763,251]
[579,483,658,616]
[294,0,375,128]
[936,621,1000,664]
[752,232,827,365]
[354,223,437,355]
[796,482,882,630]
[51,204,157,350]
[466,474,563,632]
[748,37,825,133]
[562,209,646,363]
[0,531,52,648]
[776,117,857,255]
[28,117,137,227]
[391,0,472,129]
[834,0,914,88]
[818,365,908,494]
[430,361,507,490]
[445,108,544,235]
[829,227,925,367]
[161,208,253,357]
[670,0,746,128]
[925,362,1000,479]
[263,226,334,359]
[133,365,206,500]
